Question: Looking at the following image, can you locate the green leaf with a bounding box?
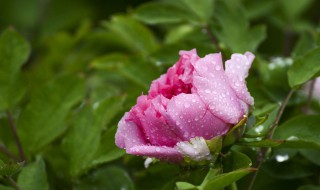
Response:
[103,16,157,55]
[237,139,284,147]
[17,158,49,190]
[0,28,30,110]
[176,182,197,190]
[92,54,160,89]
[0,185,14,190]
[90,53,129,70]
[89,126,125,168]
[17,74,85,154]
[62,106,101,177]
[213,0,266,52]
[300,149,320,166]
[134,2,195,24]
[288,47,320,88]
[200,168,255,190]
[63,96,125,176]
[75,166,133,190]
[223,150,252,172]
[273,115,320,149]
[179,0,214,22]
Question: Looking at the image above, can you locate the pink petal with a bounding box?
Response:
[132,95,180,147]
[115,113,147,149]
[148,49,199,99]
[166,93,230,141]
[127,145,183,163]
[192,53,243,124]
[225,52,254,105]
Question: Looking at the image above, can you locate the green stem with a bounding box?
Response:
[6,111,26,162]
[247,89,294,190]
[4,176,20,190]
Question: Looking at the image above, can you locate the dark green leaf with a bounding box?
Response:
[300,149,320,166]
[0,28,30,110]
[17,158,49,190]
[288,47,320,88]
[75,166,133,190]
[238,139,283,147]
[18,75,85,154]
[298,185,320,190]
[274,115,320,149]
[223,150,252,172]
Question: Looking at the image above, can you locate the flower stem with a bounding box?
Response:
[247,89,294,190]
[6,111,26,162]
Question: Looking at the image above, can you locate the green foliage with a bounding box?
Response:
[17,158,48,190]
[0,0,320,189]
[0,28,30,111]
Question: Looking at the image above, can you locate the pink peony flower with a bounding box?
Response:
[115,49,254,163]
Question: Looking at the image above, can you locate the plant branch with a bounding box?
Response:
[247,89,294,190]
[5,111,26,162]
[0,144,19,162]
[4,176,20,190]
[204,24,222,52]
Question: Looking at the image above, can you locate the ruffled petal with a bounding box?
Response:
[192,53,243,124]
[166,93,229,141]
[225,52,254,105]
[115,113,147,149]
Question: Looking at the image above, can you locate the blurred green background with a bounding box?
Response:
[0,0,320,190]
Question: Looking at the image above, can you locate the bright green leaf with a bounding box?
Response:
[288,47,320,88]
[176,182,197,190]
[17,75,85,154]
[200,168,255,190]
[17,158,49,190]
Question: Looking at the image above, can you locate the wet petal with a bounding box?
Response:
[225,52,254,105]
[192,53,243,124]
[127,145,183,163]
[115,113,147,149]
[166,93,229,141]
